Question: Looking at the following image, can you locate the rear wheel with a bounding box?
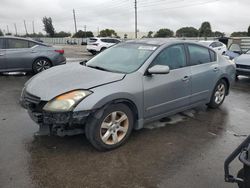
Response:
[207,79,227,108]
[33,58,52,73]
[85,103,134,151]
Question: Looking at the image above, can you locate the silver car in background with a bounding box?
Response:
[21,39,235,151]
[0,36,66,73]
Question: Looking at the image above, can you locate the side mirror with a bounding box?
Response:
[147,65,170,75]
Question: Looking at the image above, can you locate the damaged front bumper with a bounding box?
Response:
[21,90,92,136]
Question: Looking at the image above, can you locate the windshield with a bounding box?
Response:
[86,43,157,74]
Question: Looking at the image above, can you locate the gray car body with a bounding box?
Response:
[23,39,236,130]
[0,36,66,72]
[234,53,250,76]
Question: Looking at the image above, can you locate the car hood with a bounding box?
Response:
[25,63,125,101]
[235,54,250,65]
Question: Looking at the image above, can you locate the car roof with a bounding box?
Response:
[0,36,48,46]
[125,38,206,46]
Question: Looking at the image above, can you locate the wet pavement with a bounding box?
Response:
[1,47,250,188]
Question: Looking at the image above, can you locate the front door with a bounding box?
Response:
[143,44,192,119]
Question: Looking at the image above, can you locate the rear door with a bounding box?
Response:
[0,38,7,69]
[5,38,35,71]
[187,44,219,104]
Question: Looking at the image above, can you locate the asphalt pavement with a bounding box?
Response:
[0,45,250,188]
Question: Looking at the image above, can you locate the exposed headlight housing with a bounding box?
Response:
[43,90,92,112]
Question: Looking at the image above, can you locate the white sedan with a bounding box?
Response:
[199,40,227,55]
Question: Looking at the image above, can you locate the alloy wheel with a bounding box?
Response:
[100,111,129,145]
[214,83,226,104]
[35,59,51,72]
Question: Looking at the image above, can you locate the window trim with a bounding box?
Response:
[0,38,6,49]
[185,43,216,66]
[147,43,188,71]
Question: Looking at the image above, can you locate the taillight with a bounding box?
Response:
[55,49,64,54]
[92,43,99,46]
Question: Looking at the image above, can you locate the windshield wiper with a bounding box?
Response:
[87,65,111,72]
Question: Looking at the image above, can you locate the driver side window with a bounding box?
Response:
[152,44,187,70]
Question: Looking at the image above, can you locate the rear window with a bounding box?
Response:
[7,39,29,49]
[29,41,38,48]
[89,38,97,43]
[188,44,211,65]
[0,39,4,49]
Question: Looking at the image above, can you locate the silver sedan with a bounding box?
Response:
[21,39,236,151]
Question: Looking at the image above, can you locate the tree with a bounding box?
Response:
[213,31,225,37]
[199,21,212,37]
[147,31,153,38]
[5,33,12,36]
[176,27,198,37]
[124,33,128,39]
[248,25,250,36]
[42,17,55,37]
[231,32,248,37]
[73,30,93,38]
[99,29,117,37]
[154,28,174,38]
[0,29,4,36]
[54,31,71,38]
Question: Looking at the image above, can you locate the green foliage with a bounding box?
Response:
[124,33,128,39]
[42,17,55,37]
[176,27,198,37]
[73,30,93,38]
[147,31,153,38]
[213,31,225,37]
[248,25,250,36]
[199,22,212,37]
[99,29,117,37]
[231,32,248,37]
[0,29,3,36]
[5,33,12,36]
[154,28,174,38]
[55,31,71,38]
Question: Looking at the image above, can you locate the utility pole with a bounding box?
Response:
[84,25,87,38]
[134,0,137,38]
[97,27,99,36]
[6,25,9,34]
[14,23,17,36]
[23,20,28,35]
[32,20,35,34]
[73,9,77,34]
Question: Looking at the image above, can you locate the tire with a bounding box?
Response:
[85,103,134,151]
[33,58,52,73]
[207,79,227,108]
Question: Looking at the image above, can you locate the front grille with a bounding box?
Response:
[236,64,250,69]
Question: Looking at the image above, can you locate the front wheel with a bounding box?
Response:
[85,104,134,151]
[33,58,52,73]
[207,79,227,108]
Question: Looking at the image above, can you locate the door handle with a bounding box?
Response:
[0,53,4,56]
[218,48,221,50]
[213,67,219,72]
[182,76,190,81]
[31,51,37,53]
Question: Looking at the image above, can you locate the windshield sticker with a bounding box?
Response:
[138,46,157,51]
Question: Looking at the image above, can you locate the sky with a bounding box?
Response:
[0,0,250,36]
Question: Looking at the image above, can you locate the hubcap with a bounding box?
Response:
[214,83,225,104]
[100,111,129,145]
[35,60,51,72]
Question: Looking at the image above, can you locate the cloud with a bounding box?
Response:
[0,0,250,35]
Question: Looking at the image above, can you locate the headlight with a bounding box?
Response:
[43,90,92,112]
